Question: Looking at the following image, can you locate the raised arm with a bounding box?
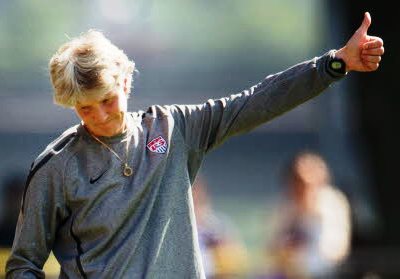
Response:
[168,12,384,153]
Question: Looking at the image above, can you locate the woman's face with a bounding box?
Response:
[75,86,128,137]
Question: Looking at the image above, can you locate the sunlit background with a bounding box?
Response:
[0,0,398,278]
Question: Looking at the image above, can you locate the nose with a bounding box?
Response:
[92,107,109,123]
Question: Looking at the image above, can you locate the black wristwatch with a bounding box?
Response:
[328,57,347,75]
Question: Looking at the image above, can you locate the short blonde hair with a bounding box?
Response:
[49,29,136,107]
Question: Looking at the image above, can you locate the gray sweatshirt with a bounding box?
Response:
[6,50,345,278]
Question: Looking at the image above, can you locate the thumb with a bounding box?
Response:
[357,12,371,35]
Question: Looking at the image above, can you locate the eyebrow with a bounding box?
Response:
[103,93,113,98]
[102,92,117,100]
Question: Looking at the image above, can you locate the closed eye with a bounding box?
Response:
[102,98,112,105]
[80,106,92,113]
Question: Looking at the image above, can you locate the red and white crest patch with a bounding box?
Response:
[147,136,168,154]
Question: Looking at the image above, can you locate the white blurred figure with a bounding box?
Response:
[267,151,351,279]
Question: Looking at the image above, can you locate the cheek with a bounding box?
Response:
[119,102,127,113]
[108,101,126,116]
[110,101,120,111]
[77,111,90,121]
[117,95,128,111]
[75,110,85,120]
[76,110,98,124]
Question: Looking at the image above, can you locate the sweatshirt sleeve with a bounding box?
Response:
[5,161,67,278]
[169,50,345,152]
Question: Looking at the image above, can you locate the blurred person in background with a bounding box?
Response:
[5,11,383,278]
[192,175,249,279]
[0,172,25,277]
[0,172,25,247]
[264,151,351,279]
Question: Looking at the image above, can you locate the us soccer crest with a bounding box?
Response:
[147,136,168,154]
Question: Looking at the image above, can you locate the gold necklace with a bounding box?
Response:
[90,133,133,177]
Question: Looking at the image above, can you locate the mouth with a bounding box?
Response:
[97,121,112,127]
[95,118,116,127]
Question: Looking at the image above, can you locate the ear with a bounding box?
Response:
[124,74,133,95]
[123,78,129,95]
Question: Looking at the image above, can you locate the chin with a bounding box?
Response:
[100,129,120,137]
[87,120,124,137]
[89,126,117,137]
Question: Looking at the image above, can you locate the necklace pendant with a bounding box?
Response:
[123,164,133,177]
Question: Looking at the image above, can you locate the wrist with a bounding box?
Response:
[325,49,347,76]
[333,48,350,72]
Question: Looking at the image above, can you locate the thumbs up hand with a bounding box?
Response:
[335,12,384,72]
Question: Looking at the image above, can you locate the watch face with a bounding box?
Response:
[331,61,343,70]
